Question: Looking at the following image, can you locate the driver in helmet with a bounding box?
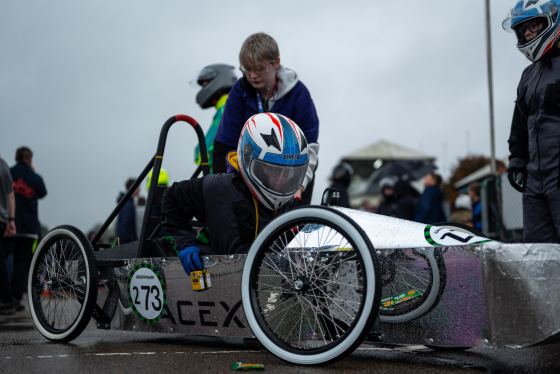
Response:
[503,0,560,242]
[161,112,309,276]
[193,64,238,173]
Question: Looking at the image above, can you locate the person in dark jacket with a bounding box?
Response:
[115,178,139,244]
[503,1,560,242]
[212,32,319,205]
[376,176,399,217]
[0,155,16,315]
[468,182,482,231]
[327,162,353,208]
[162,113,309,276]
[394,179,418,221]
[413,172,446,224]
[9,146,47,311]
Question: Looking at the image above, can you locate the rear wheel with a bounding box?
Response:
[28,225,98,342]
[242,206,381,365]
[378,247,445,323]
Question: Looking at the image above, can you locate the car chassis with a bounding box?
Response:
[27,115,560,365]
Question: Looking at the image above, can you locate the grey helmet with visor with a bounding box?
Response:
[194,64,238,109]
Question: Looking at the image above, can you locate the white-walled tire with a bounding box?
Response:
[242,206,381,365]
[28,225,98,342]
[378,247,445,323]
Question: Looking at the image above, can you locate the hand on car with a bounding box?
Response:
[178,245,205,274]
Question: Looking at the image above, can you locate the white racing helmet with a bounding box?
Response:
[237,113,309,211]
[503,0,560,62]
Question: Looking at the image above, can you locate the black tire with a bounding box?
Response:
[377,247,446,323]
[28,225,99,342]
[242,206,381,365]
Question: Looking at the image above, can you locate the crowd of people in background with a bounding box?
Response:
[327,164,487,232]
[371,172,449,225]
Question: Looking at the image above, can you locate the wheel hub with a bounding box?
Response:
[293,277,310,293]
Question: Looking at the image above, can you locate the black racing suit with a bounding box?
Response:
[508,49,560,242]
[161,170,280,255]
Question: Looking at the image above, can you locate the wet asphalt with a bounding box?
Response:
[2,297,560,373]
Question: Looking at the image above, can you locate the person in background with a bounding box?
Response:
[327,162,353,208]
[193,64,237,173]
[359,200,375,213]
[450,193,474,227]
[393,179,418,221]
[413,172,446,224]
[212,32,319,205]
[0,155,16,315]
[115,178,139,244]
[468,182,482,231]
[503,0,560,242]
[9,146,47,312]
[135,196,146,239]
[143,168,169,238]
[376,176,399,217]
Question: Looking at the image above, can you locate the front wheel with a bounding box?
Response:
[242,206,381,366]
[28,225,99,342]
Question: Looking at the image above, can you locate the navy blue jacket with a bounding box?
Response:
[413,186,446,224]
[115,192,137,244]
[215,75,319,147]
[10,162,47,235]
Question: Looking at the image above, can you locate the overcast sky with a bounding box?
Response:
[0,0,530,234]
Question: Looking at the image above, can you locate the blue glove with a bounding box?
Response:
[178,246,204,275]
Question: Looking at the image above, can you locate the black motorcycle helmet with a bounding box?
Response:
[331,162,354,186]
[196,64,238,109]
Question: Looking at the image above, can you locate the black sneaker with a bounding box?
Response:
[0,302,15,315]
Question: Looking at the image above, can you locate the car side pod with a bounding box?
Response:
[480,242,560,348]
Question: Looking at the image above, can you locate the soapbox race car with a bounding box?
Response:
[27,115,560,366]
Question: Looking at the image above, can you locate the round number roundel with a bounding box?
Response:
[127,263,166,324]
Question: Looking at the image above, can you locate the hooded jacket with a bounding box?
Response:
[213,65,319,190]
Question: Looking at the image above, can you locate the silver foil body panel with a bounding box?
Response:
[380,245,488,347]
[94,256,253,338]
[481,242,560,347]
[91,236,560,348]
[93,247,491,348]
